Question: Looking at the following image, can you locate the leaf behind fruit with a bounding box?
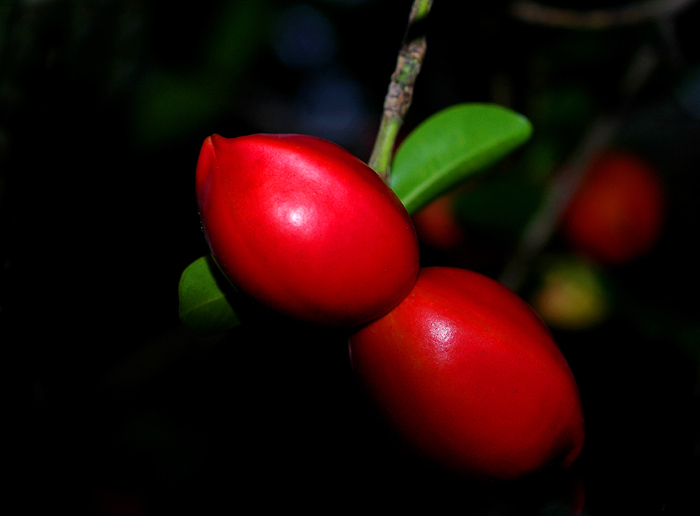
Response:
[178,255,242,336]
[390,103,533,214]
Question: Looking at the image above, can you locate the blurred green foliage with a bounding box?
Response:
[132,0,271,145]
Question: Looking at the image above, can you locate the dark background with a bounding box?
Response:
[2,0,699,514]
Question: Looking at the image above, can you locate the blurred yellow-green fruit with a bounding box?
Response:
[532,258,610,331]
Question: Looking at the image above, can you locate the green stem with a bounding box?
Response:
[368,0,433,182]
[412,0,433,19]
[370,116,401,178]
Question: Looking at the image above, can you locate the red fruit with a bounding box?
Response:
[349,267,585,480]
[412,192,466,251]
[196,134,420,327]
[561,150,665,264]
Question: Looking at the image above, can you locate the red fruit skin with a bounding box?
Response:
[196,134,420,327]
[349,267,585,480]
[562,151,665,264]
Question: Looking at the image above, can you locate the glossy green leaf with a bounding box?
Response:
[390,103,533,214]
[178,255,242,336]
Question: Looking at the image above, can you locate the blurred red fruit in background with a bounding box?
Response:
[561,150,665,264]
[412,192,466,252]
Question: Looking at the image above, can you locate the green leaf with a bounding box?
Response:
[178,255,242,336]
[390,103,533,214]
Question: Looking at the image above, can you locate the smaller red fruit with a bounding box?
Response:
[349,267,585,480]
[561,150,665,264]
[412,192,466,251]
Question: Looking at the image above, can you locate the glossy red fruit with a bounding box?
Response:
[561,150,665,264]
[196,133,420,327]
[349,267,585,480]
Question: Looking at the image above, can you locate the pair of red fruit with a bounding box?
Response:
[196,133,585,481]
